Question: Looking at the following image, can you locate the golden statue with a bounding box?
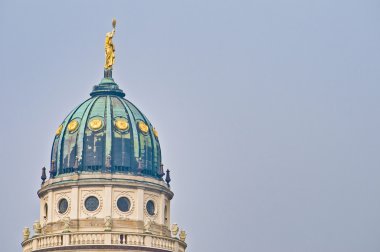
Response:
[104,19,116,69]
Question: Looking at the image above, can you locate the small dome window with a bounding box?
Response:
[85,196,99,211]
[117,197,131,212]
[58,199,68,214]
[146,200,155,216]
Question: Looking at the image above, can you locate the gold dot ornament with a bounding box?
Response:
[88,118,103,131]
[67,120,79,133]
[115,118,129,132]
[153,128,159,138]
[56,124,63,136]
[138,121,149,134]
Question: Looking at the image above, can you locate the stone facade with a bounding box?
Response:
[22,173,186,251]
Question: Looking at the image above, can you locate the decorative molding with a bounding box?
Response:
[113,191,135,217]
[81,190,103,217]
[55,193,71,218]
[38,175,174,201]
[144,194,159,219]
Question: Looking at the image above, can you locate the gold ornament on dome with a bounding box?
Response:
[153,128,159,138]
[138,121,149,134]
[67,120,79,133]
[88,118,103,131]
[56,124,63,136]
[115,118,129,132]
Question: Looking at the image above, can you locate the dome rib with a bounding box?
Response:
[105,96,113,168]
[56,100,90,176]
[126,100,159,173]
[119,98,140,159]
[83,96,107,170]
[62,98,95,173]
[75,97,100,171]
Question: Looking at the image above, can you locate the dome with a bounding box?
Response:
[50,78,163,179]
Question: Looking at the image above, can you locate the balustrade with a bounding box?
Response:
[22,231,184,252]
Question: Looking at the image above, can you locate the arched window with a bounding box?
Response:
[164,205,168,224]
[44,203,48,220]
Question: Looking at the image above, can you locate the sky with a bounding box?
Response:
[1,0,380,251]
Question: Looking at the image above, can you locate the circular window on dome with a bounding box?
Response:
[114,118,129,132]
[146,200,155,216]
[88,118,103,131]
[58,198,68,214]
[67,119,80,133]
[138,121,149,134]
[85,196,99,211]
[117,197,131,212]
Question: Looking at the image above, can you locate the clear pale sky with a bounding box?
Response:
[1,0,380,251]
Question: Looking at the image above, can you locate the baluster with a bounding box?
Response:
[132,235,136,245]
[125,234,129,244]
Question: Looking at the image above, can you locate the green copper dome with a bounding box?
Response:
[50,78,163,179]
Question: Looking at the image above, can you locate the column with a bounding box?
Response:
[160,193,166,225]
[48,190,53,223]
[137,188,144,221]
[104,185,112,217]
[70,186,79,220]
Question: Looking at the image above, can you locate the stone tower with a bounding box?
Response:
[21,23,187,252]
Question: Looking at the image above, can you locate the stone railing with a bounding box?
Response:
[21,232,186,252]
